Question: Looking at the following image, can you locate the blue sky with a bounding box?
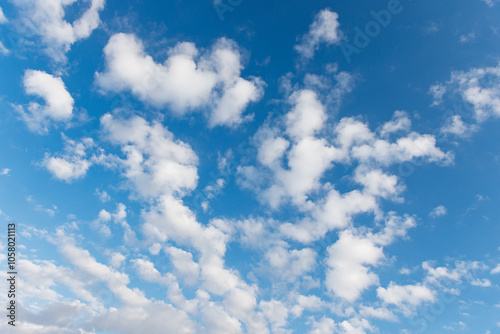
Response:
[0,0,500,333]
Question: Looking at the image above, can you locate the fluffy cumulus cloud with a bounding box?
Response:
[14,70,74,134]
[15,75,460,334]
[431,63,500,135]
[42,135,95,182]
[295,9,343,60]
[0,6,8,55]
[100,113,199,198]
[96,34,264,127]
[325,214,416,303]
[0,42,9,55]
[12,0,105,62]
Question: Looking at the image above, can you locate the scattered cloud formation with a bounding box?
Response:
[460,32,476,43]
[1,3,499,334]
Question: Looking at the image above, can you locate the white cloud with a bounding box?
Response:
[470,278,492,287]
[199,297,244,334]
[443,321,468,331]
[15,70,74,134]
[350,130,453,166]
[0,6,7,23]
[377,282,435,315]
[295,9,342,60]
[289,294,325,318]
[50,229,148,306]
[378,110,412,137]
[491,265,500,274]
[265,245,316,281]
[432,63,500,122]
[459,32,476,43]
[12,0,105,62]
[241,104,447,244]
[0,41,9,55]
[285,89,327,139]
[423,260,490,285]
[260,299,289,331]
[308,317,336,334]
[18,258,98,305]
[482,0,499,7]
[101,113,199,198]
[429,84,447,106]
[109,252,126,269]
[441,115,477,137]
[0,168,10,176]
[92,302,196,334]
[325,230,384,302]
[95,189,111,202]
[96,34,264,127]
[359,305,398,322]
[43,135,94,182]
[166,246,200,286]
[429,205,448,218]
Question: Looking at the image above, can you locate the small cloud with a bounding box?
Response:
[42,135,95,182]
[95,189,111,203]
[476,194,488,202]
[425,22,439,34]
[15,70,75,134]
[443,321,468,331]
[295,9,342,60]
[35,204,58,217]
[470,278,492,287]
[400,267,412,275]
[0,6,7,24]
[0,168,11,176]
[441,115,478,137]
[26,195,58,217]
[429,84,447,106]
[460,32,476,43]
[482,0,499,7]
[430,205,447,218]
[0,41,9,56]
